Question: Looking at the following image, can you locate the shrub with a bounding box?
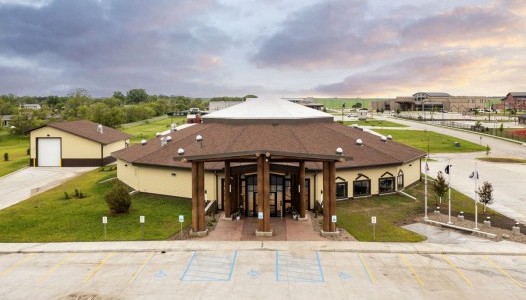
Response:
[26,148,30,155]
[3,152,8,161]
[105,180,131,213]
[64,192,69,200]
[75,189,79,197]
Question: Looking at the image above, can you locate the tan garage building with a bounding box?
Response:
[113,98,426,236]
[29,120,132,167]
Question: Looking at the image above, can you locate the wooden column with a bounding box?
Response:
[322,161,330,232]
[257,155,271,233]
[329,161,336,232]
[191,161,206,233]
[299,161,306,218]
[224,161,231,218]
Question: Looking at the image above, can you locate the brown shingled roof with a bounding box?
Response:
[41,120,132,144]
[112,122,425,170]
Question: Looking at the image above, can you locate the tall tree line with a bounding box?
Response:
[0,88,209,135]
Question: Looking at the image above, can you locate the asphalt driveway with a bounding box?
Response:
[0,167,96,210]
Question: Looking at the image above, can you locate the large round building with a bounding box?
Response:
[112,98,425,236]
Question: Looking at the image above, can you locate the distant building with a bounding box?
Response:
[283,97,324,110]
[1,115,11,127]
[208,100,245,112]
[22,103,41,110]
[372,92,488,113]
[519,114,526,124]
[494,92,526,111]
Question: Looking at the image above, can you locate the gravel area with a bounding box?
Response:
[422,213,526,243]
[309,211,357,241]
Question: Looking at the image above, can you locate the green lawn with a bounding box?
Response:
[0,129,29,177]
[0,167,192,242]
[403,179,514,230]
[477,157,526,164]
[337,194,425,242]
[121,116,186,144]
[342,120,407,127]
[375,129,486,153]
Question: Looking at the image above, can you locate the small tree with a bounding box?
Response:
[3,152,8,161]
[433,171,448,205]
[485,144,491,156]
[476,181,494,214]
[499,123,504,136]
[105,180,131,213]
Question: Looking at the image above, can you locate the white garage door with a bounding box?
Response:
[37,138,61,167]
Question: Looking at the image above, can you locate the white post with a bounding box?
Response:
[474,162,479,230]
[447,158,452,224]
[424,157,428,220]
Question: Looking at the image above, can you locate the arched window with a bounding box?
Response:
[397,170,404,190]
[353,174,370,197]
[378,172,395,194]
[335,176,348,200]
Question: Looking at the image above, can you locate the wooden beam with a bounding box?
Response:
[329,161,336,232]
[299,161,306,218]
[197,161,206,232]
[257,155,264,232]
[263,155,270,232]
[191,162,198,232]
[224,161,231,218]
[322,161,330,232]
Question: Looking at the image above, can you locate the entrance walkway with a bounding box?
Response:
[202,213,326,241]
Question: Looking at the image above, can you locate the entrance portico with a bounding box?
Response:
[182,150,342,237]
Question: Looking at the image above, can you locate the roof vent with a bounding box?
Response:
[381,136,387,142]
[336,147,343,155]
[141,139,147,145]
[156,132,161,137]
[171,123,177,132]
[166,136,172,142]
[177,148,185,155]
[387,135,393,140]
[160,137,167,147]
[96,124,103,134]
[196,134,203,142]
[356,139,363,146]
[352,124,358,128]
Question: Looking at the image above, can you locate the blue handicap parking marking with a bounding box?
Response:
[247,269,260,279]
[338,271,351,281]
[276,251,324,282]
[181,251,238,281]
[154,270,168,279]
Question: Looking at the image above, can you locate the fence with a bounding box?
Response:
[396,115,526,143]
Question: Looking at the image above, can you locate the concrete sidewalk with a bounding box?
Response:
[2,239,525,255]
[0,166,96,210]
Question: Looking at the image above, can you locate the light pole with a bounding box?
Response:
[473,162,479,230]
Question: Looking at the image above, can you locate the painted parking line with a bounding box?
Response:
[400,254,424,287]
[276,251,324,282]
[181,251,237,281]
[83,252,116,283]
[0,254,35,279]
[442,254,472,287]
[483,255,523,288]
[37,253,77,284]
[357,253,375,284]
[128,252,155,285]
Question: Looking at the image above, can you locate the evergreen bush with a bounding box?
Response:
[105,180,131,213]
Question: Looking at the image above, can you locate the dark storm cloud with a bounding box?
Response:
[0,0,231,96]
[251,0,401,69]
[252,0,524,70]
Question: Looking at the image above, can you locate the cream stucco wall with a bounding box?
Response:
[117,158,422,208]
[103,140,129,158]
[31,127,100,160]
[117,159,218,200]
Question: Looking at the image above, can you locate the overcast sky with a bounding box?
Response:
[0,0,525,98]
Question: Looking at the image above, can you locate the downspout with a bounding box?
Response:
[215,170,219,209]
[100,144,104,166]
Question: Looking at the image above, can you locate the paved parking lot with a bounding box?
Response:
[1,247,525,299]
